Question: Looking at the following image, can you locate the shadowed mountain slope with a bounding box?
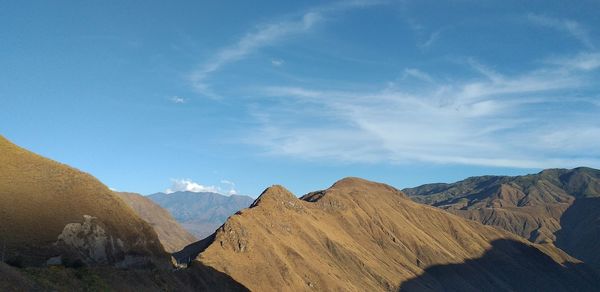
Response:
[0,135,166,267]
[0,258,248,292]
[149,191,254,239]
[403,167,600,270]
[179,177,599,291]
[398,238,598,292]
[115,192,197,252]
[0,136,248,291]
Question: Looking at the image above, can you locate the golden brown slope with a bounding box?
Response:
[183,177,599,291]
[0,135,165,266]
[403,168,600,270]
[115,192,197,252]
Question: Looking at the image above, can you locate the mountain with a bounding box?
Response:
[176,177,599,291]
[403,167,600,270]
[115,192,197,252]
[0,135,247,291]
[149,191,254,239]
[0,135,166,267]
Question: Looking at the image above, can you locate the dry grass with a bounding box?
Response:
[0,135,166,265]
[116,192,197,252]
[196,178,596,291]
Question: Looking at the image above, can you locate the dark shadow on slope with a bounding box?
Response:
[171,233,249,291]
[555,197,600,272]
[398,239,600,292]
[175,261,249,292]
[172,233,216,266]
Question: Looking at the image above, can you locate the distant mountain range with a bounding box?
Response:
[403,167,600,270]
[148,191,254,239]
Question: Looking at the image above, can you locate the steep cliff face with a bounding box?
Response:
[185,178,599,291]
[0,136,166,267]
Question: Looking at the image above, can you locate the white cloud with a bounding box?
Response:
[528,13,595,49]
[271,59,285,66]
[188,0,385,98]
[165,178,240,196]
[170,96,187,104]
[220,179,238,196]
[166,179,219,194]
[248,57,600,169]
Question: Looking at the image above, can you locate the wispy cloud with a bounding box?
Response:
[247,57,600,169]
[271,58,285,67]
[419,29,443,49]
[528,13,595,49]
[188,0,385,98]
[170,96,187,104]
[403,68,434,83]
[544,52,600,71]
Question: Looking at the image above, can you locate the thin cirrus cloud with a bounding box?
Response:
[187,0,386,99]
[528,13,595,49]
[165,178,239,196]
[249,52,600,169]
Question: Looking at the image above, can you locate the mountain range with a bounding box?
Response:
[2,134,600,291]
[403,167,600,271]
[149,191,254,239]
[175,177,600,291]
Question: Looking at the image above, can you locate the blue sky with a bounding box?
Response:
[2,0,599,197]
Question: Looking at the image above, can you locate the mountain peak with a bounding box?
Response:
[331,176,370,187]
[330,177,405,198]
[250,185,297,208]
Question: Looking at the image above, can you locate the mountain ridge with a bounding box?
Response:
[181,177,600,291]
[403,167,600,270]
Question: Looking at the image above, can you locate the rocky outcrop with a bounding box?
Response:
[55,215,123,265]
